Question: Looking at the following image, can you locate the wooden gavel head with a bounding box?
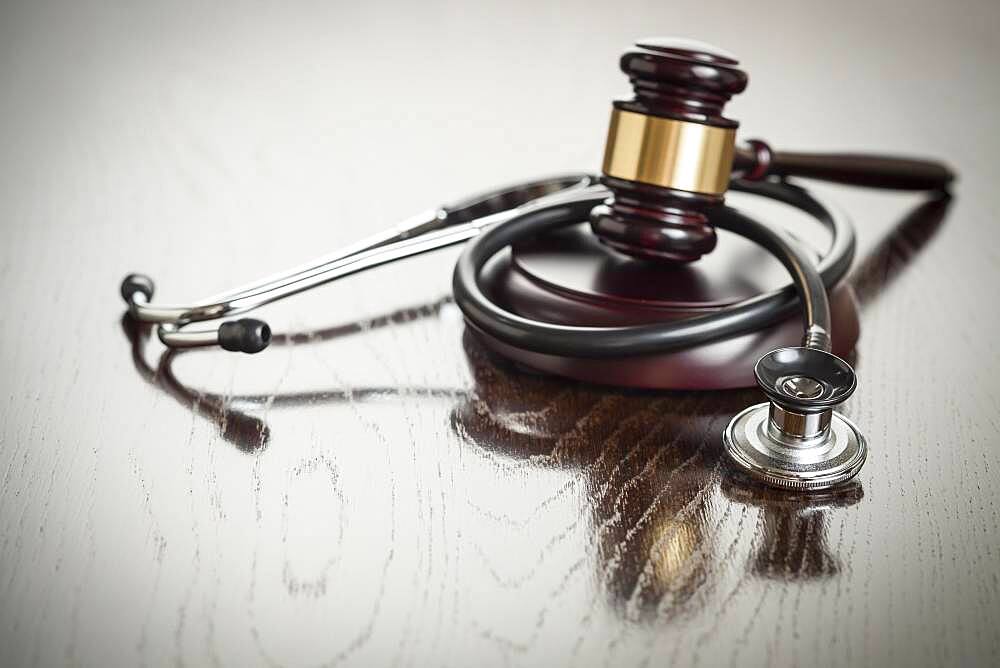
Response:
[590,38,749,262]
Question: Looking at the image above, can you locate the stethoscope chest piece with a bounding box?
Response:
[723,347,868,490]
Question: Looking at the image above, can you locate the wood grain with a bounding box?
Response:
[2,1,999,666]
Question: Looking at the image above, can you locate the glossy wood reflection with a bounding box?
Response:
[1,1,999,666]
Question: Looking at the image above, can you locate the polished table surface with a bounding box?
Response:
[2,1,999,666]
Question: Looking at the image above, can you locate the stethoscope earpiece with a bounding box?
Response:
[121,272,154,305]
[722,347,867,491]
[217,319,272,354]
[121,272,271,353]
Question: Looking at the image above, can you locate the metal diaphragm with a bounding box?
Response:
[722,402,867,490]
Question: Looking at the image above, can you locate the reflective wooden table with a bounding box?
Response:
[1,1,998,666]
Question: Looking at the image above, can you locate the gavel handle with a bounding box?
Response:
[735,141,955,191]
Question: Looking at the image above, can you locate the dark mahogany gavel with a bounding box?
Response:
[589,38,954,263]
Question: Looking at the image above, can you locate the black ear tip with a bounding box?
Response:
[218,318,271,354]
[246,320,271,353]
[121,273,155,304]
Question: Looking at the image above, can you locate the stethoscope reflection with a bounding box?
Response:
[120,193,949,614]
[721,476,863,580]
[121,296,465,453]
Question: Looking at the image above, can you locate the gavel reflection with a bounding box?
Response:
[454,332,862,616]
[453,335,731,614]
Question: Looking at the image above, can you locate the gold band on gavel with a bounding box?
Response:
[601,108,736,195]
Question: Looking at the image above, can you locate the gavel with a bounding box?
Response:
[589,37,954,263]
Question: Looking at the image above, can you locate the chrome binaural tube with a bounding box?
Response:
[120,174,602,351]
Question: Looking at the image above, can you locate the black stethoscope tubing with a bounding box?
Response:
[452,179,854,359]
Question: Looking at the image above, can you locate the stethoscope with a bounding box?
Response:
[120,173,864,491]
[120,37,953,491]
